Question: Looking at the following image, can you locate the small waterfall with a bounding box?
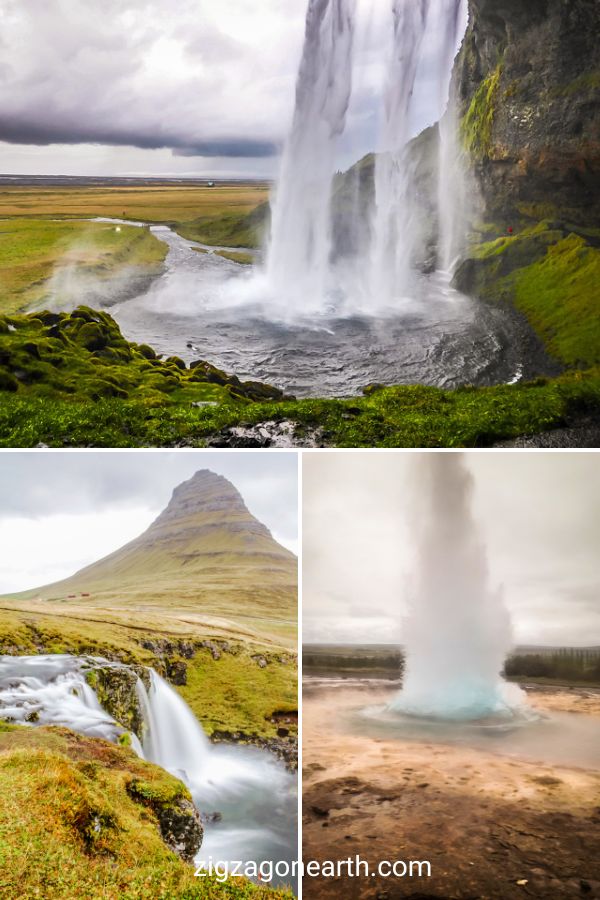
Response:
[140,670,211,783]
[0,654,297,884]
[390,455,526,720]
[265,0,356,311]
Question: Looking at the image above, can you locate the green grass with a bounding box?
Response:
[0,218,167,313]
[0,369,599,447]
[175,203,269,249]
[0,725,291,899]
[455,224,600,368]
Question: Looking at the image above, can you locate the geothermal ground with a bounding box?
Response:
[302,681,600,899]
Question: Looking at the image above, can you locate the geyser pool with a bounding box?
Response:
[390,454,528,721]
[0,655,297,888]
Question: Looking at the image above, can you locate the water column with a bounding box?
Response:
[390,454,526,719]
[266,0,356,311]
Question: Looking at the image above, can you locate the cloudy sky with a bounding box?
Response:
[303,452,600,647]
[0,451,298,593]
[0,0,466,178]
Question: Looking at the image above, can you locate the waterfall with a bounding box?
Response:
[369,0,429,304]
[265,0,356,311]
[0,653,297,884]
[436,0,468,272]
[140,670,211,783]
[390,455,526,720]
[265,0,468,315]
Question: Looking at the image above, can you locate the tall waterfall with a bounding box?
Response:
[369,0,429,304]
[436,0,468,272]
[265,0,356,311]
[266,0,468,313]
[390,455,526,720]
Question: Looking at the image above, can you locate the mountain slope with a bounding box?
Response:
[9,470,297,634]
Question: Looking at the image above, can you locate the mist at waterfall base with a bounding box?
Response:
[0,656,297,887]
[390,454,528,722]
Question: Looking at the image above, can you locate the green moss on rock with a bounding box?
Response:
[460,64,503,160]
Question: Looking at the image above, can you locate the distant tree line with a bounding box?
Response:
[505,650,600,684]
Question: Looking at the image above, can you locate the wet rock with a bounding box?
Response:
[455,0,600,227]
[158,799,203,863]
[86,665,146,740]
[166,660,187,686]
[205,420,326,448]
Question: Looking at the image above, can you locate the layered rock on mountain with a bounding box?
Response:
[13,470,296,620]
[454,0,600,226]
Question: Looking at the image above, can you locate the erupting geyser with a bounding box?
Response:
[390,454,527,720]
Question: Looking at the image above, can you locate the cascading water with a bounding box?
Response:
[265,0,356,311]
[0,655,297,887]
[266,0,469,313]
[389,454,528,720]
[369,0,429,304]
[436,0,469,272]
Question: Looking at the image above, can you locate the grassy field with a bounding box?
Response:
[0,184,268,223]
[0,184,269,313]
[0,217,167,313]
[1,363,598,447]
[0,722,290,900]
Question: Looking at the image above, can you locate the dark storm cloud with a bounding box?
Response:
[0,452,298,549]
[0,117,276,158]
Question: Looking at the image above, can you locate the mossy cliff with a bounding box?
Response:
[455,0,600,227]
[454,221,600,368]
[0,723,287,899]
[451,1,600,377]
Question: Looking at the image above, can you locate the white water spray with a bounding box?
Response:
[266,0,356,310]
[390,455,527,720]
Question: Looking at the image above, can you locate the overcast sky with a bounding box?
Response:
[303,452,600,647]
[0,451,298,593]
[0,0,467,178]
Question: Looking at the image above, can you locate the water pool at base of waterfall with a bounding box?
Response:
[0,655,297,890]
[47,222,559,399]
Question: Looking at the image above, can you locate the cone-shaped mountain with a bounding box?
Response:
[12,470,297,626]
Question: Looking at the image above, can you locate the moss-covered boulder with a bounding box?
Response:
[0,305,287,407]
[85,664,147,740]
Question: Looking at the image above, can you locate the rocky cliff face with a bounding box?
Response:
[455,0,600,226]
